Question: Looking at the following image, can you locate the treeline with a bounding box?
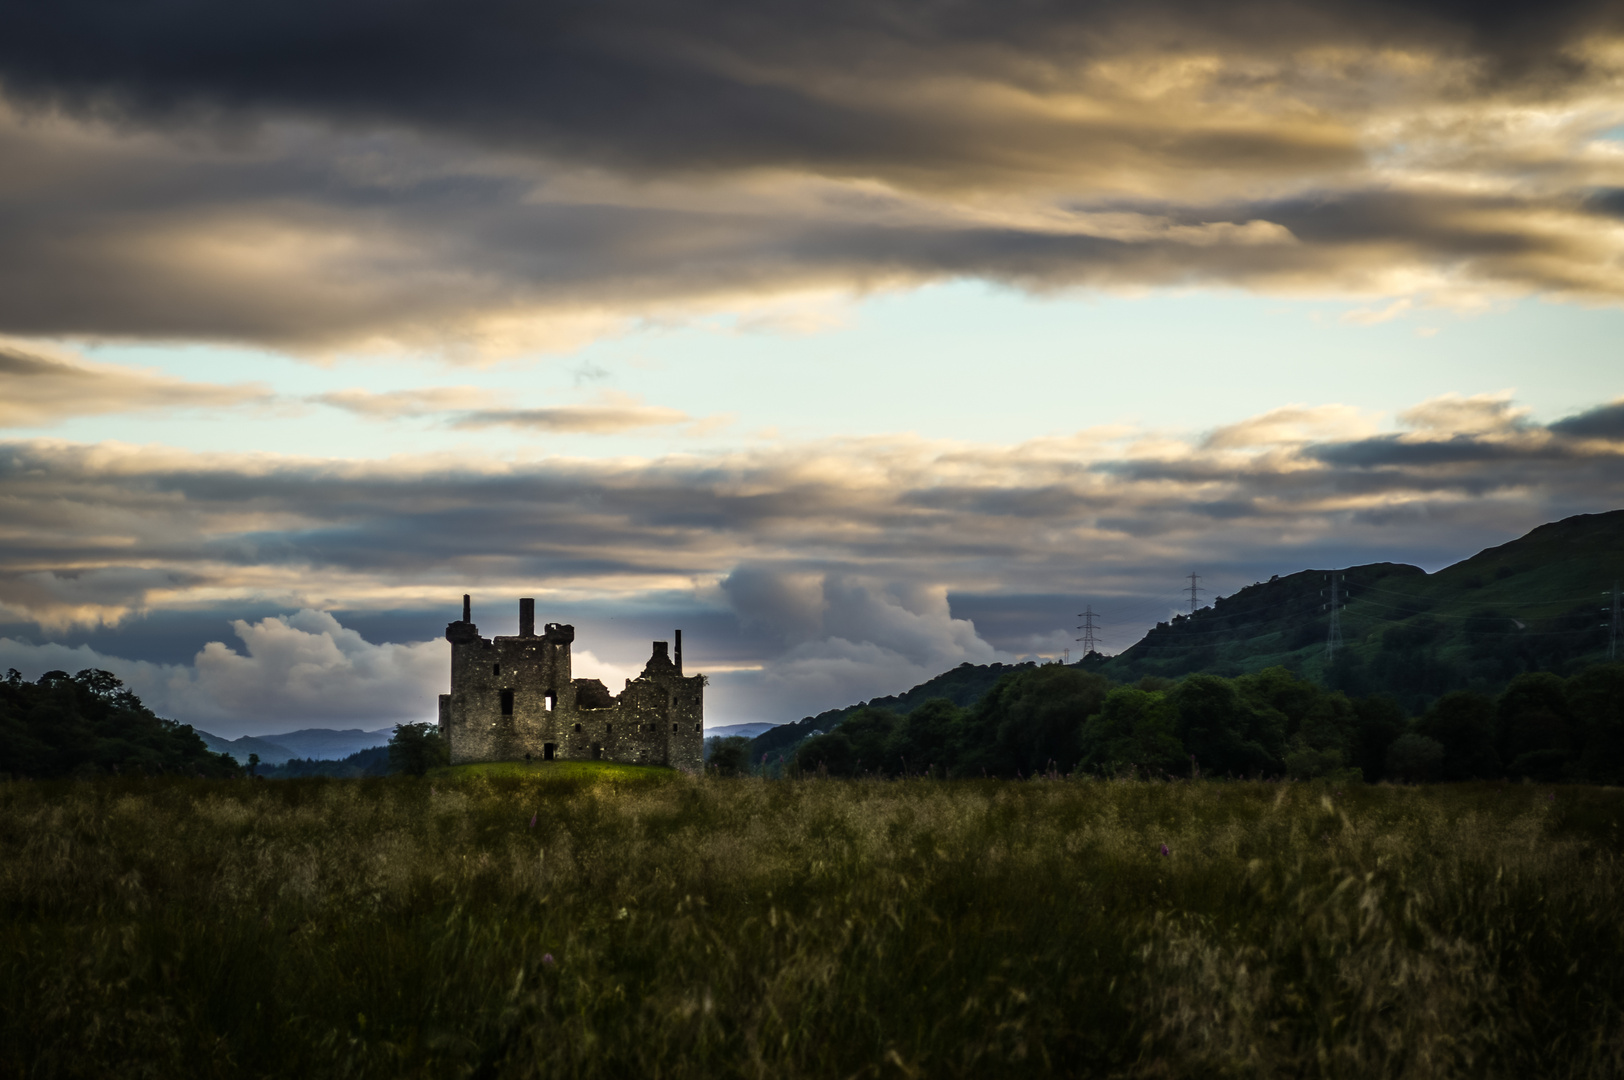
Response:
[261,746,391,779]
[0,668,241,779]
[772,662,1624,783]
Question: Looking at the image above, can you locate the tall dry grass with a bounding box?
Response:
[2,768,1621,1078]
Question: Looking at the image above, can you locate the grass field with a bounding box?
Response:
[4,765,1623,1078]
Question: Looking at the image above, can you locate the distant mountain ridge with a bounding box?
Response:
[705,722,780,740]
[197,727,394,765]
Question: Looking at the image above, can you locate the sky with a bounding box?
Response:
[2,0,1624,735]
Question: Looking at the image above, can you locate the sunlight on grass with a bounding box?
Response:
[430,759,678,784]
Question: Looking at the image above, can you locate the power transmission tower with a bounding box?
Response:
[1324,571,1345,661]
[1608,581,1621,662]
[1185,573,1203,614]
[1076,606,1101,657]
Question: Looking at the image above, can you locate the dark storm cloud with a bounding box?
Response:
[0,0,1620,349]
[1550,401,1624,439]
[1,0,1617,176]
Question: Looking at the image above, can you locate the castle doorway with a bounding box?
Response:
[543,743,555,761]
[591,743,602,760]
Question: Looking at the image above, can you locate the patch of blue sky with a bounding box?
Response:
[40,283,1624,458]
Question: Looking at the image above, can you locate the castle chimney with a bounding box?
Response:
[519,598,535,637]
[675,629,683,674]
[652,640,669,663]
[462,594,471,623]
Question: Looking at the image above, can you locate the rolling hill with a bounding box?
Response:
[752,509,1624,762]
[1101,508,1624,710]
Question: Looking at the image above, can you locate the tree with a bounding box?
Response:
[1078,687,1184,777]
[707,736,750,777]
[247,752,260,778]
[387,722,449,776]
[1386,733,1446,782]
[1571,664,1624,784]
[1168,674,1285,777]
[1283,695,1360,781]
[968,666,1112,775]
[1353,696,1406,782]
[1496,672,1575,780]
[890,698,963,774]
[1419,691,1499,780]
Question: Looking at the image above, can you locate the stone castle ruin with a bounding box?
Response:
[437,596,703,770]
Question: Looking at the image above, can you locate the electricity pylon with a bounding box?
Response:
[1185,572,1203,614]
[1324,571,1345,661]
[1608,581,1621,662]
[1076,606,1101,656]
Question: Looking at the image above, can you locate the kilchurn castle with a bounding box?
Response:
[437,596,704,770]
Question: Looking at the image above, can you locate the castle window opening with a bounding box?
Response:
[573,723,582,733]
[493,663,500,676]
[606,723,612,735]
[543,743,556,761]
[544,691,555,712]
[671,723,678,733]
[500,689,514,716]
[694,723,702,733]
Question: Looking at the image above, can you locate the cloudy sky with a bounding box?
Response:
[2,0,1623,735]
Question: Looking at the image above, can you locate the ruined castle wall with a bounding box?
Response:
[441,614,704,770]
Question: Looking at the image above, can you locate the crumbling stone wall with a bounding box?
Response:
[438,596,703,771]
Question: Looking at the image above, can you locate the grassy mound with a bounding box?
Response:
[3,775,1623,1078]
[430,759,678,784]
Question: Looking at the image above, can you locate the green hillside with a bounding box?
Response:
[1102,509,1624,711]
[749,510,1624,767]
[751,660,1041,759]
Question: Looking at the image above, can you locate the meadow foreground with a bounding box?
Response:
[3,766,1622,1078]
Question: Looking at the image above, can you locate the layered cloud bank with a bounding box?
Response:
[0,1,1622,353]
[2,391,1622,730]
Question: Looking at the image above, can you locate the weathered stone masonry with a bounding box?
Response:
[437,595,703,770]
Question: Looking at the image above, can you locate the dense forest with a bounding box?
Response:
[757,661,1624,784]
[0,668,241,779]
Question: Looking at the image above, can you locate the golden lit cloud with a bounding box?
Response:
[0,341,272,427]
